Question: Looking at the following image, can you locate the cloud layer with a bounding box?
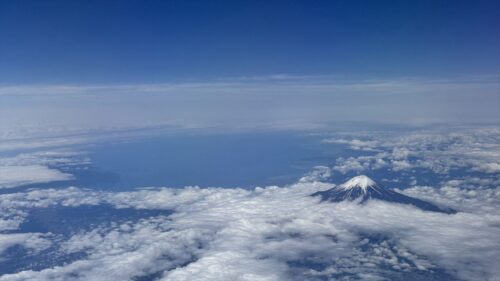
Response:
[0,178,499,281]
[1,75,499,137]
[0,126,499,281]
[0,151,85,189]
[324,127,500,176]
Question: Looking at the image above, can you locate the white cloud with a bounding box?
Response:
[391,160,413,171]
[298,166,332,183]
[328,127,500,175]
[473,162,500,173]
[0,178,498,281]
[0,233,52,256]
[322,138,381,151]
[332,157,368,174]
[0,165,73,189]
[1,75,499,139]
[0,126,499,280]
[0,150,92,189]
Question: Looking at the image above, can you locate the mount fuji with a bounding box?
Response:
[312,175,456,214]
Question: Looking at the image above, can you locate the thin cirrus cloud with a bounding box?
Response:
[1,75,499,135]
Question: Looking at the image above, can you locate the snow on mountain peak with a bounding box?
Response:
[312,175,456,213]
[340,175,377,191]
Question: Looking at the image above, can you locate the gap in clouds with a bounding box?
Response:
[1,130,348,192]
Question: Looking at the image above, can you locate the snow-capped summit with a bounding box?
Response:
[312,176,456,214]
[338,175,377,192]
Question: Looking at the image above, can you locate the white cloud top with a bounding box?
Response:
[0,178,498,281]
[0,126,499,281]
[0,165,73,189]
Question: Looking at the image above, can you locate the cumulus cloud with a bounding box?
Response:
[0,233,52,256]
[0,127,499,280]
[0,178,498,281]
[322,138,380,152]
[473,162,500,173]
[298,166,332,183]
[391,160,412,171]
[326,127,500,175]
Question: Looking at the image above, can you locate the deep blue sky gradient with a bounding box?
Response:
[1,0,499,83]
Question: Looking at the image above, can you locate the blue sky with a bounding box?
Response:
[1,0,499,83]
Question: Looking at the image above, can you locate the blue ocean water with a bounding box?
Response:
[2,131,474,193]
[79,131,455,190]
[51,132,342,190]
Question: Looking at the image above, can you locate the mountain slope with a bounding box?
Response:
[312,176,456,214]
